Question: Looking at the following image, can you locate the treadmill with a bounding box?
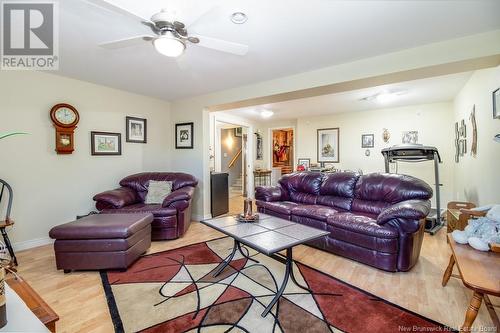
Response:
[381,144,444,235]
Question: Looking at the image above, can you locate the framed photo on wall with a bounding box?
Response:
[317,128,339,163]
[91,131,121,156]
[175,122,194,149]
[126,116,147,143]
[361,134,374,148]
[234,127,243,137]
[493,88,500,119]
[297,158,310,170]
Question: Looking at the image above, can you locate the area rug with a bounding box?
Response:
[100,237,454,333]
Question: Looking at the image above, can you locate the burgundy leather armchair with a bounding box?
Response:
[255,172,432,272]
[93,172,198,240]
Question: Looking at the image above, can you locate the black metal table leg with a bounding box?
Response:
[1,227,17,266]
[212,239,238,277]
[237,242,259,264]
[289,258,311,293]
[262,248,292,317]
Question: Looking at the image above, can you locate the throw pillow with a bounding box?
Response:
[145,180,173,204]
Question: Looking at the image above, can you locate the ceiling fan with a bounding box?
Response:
[87,0,249,57]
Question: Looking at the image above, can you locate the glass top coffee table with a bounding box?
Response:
[201,213,329,317]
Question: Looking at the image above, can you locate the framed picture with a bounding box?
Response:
[255,132,263,160]
[361,134,374,148]
[317,128,339,163]
[126,116,147,143]
[175,122,194,149]
[402,131,418,144]
[493,88,500,119]
[234,127,243,137]
[297,158,310,170]
[91,131,121,156]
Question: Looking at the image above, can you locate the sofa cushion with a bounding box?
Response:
[326,213,398,239]
[352,173,433,215]
[120,172,198,201]
[255,201,299,215]
[291,205,339,222]
[279,172,322,197]
[101,203,177,217]
[317,172,359,210]
[145,180,173,204]
[354,173,432,203]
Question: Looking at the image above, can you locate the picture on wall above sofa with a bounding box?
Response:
[175,122,194,149]
[126,116,147,143]
[317,127,339,163]
[91,131,122,156]
[361,134,374,148]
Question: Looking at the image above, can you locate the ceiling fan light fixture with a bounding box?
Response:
[153,32,185,57]
[230,12,247,24]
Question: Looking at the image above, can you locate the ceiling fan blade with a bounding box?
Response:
[99,35,154,49]
[85,0,153,25]
[192,35,248,56]
[179,1,224,28]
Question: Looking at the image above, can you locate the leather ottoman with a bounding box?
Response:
[49,213,153,272]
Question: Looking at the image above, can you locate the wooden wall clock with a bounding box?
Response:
[50,103,80,154]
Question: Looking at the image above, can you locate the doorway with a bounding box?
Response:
[271,128,294,175]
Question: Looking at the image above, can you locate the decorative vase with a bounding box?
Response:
[0,268,6,328]
[243,198,253,218]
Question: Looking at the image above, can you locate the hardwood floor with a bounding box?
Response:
[15,197,497,332]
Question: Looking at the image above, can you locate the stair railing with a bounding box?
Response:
[228,148,242,169]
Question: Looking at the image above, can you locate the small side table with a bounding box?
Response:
[442,235,499,332]
[254,170,272,187]
[6,276,59,332]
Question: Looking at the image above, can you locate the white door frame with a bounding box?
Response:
[211,113,255,199]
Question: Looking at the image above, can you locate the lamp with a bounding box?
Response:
[153,32,185,57]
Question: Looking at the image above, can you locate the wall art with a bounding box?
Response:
[361,134,374,148]
[317,128,339,163]
[175,122,194,149]
[401,131,418,144]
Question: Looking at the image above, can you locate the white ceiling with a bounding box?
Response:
[222,71,473,121]
[57,0,500,100]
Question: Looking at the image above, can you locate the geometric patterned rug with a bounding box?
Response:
[100,237,456,333]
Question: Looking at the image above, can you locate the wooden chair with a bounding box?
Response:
[446,201,476,234]
[0,179,17,266]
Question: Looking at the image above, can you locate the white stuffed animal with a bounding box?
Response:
[452,204,500,251]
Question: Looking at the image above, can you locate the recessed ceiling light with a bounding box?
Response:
[230,12,247,24]
[261,110,274,118]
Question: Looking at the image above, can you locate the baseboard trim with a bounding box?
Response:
[13,237,53,252]
[192,213,212,221]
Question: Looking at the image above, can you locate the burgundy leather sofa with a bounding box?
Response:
[255,172,432,272]
[93,172,198,240]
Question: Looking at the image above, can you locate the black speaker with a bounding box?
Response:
[211,172,229,217]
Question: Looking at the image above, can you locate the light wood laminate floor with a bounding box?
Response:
[15,196,498,332]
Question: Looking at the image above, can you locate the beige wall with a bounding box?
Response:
[0,71,171,249]
[170,31,500,218]
[295,103,455,208]
[453,66,500,205]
